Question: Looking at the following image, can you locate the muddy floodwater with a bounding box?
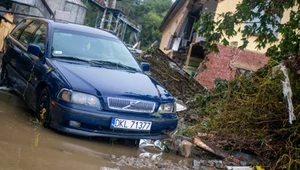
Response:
[0,93,187,170]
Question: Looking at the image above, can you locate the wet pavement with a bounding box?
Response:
[0,91,189,170]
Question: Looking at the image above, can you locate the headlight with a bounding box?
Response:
[158,103,176,113]
[59,89,101,108]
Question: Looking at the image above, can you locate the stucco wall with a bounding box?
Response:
[214,0,295,53]
[159,0,189,54]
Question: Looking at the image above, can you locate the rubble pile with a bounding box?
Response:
[139,48,300,169]
[139,48,204,102]
[138,48,204,120]
[185,61,300,169]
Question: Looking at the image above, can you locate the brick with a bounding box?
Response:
[195,44,268,90]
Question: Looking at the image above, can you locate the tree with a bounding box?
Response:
[82,0,172,49]
[82,1,103,28]
[195,0,299,63]
[118,0,172,49]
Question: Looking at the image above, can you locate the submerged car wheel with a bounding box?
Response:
[36,88,51,127]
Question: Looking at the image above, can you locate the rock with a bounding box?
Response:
[164,159,172,164]
[179,140,193,158]
[111,155,116,159]
[226,161,239,166]
[201,160,207,166]
[193,160,201,167]
[189,113,199,121]
[199,159,205,166]
[120,155,126,160]
[239,161,247,166]
[100,167,120,170]
[215,160,224,169]
[207,160,214,167]
[178,159,188,166]
[157,163,168,168]
[199,166,209,170]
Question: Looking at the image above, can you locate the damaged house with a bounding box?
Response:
[159,0,292,90]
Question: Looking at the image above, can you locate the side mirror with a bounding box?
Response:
[140,62,150,72]
[27,44,42,57]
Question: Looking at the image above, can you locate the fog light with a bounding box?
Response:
[69,120,81,127]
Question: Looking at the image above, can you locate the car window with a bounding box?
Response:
[11,19,32,39]
[19,20,41,47]
[31,24,47,52]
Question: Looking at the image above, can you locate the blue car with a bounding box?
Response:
[0,18,178,139]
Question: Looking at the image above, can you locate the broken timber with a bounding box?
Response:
[193,137,240,163]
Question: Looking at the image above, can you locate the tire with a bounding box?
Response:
[36,88,51,127]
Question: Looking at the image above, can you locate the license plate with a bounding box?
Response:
[111,118,152,131]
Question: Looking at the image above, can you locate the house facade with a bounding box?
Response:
[159,0,294,90]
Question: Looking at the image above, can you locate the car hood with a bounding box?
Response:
[51,60,174,102]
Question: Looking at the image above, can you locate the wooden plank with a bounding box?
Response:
[193,137,234,160]
[184,43,194,70]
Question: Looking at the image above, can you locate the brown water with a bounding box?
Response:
[0,93,189,170]
[0,98,144,170]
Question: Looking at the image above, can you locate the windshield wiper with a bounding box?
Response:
[90,60,139,72]
[52,56,89,63]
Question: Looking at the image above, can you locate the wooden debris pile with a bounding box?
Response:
[137,48,204,119]
[184,61,300,169]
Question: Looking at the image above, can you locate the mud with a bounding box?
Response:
[0,92,199,170]
[0,97,141,170]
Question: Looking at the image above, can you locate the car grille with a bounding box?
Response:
[107,97,156,113]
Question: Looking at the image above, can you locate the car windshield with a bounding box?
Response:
[51,30,141,71]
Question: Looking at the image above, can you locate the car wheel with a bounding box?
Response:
[36,88,51,127]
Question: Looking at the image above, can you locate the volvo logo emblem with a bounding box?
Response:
[123,100,141,109]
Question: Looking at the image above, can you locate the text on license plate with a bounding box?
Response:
[111,118,152,131]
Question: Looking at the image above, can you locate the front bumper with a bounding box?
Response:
[50,102,178,140]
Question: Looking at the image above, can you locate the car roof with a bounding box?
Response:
[27,17,118,39]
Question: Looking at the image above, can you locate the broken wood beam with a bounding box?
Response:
[193,137,239,163]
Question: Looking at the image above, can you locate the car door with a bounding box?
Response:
[23,23,49,107]
[4,19,32,93]
[5,20,41,94]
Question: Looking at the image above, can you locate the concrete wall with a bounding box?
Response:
[45,0,86,24]
[159,0,189,54]
[45,0,66,11]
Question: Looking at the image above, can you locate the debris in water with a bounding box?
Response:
[280,64,296,124]
[179,140,193,158]
[138,139,164,161]
[226,166,253,170]
[176,102,187,112]
[0,86,11,91]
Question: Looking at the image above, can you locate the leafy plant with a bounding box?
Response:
[195,0,299,62]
